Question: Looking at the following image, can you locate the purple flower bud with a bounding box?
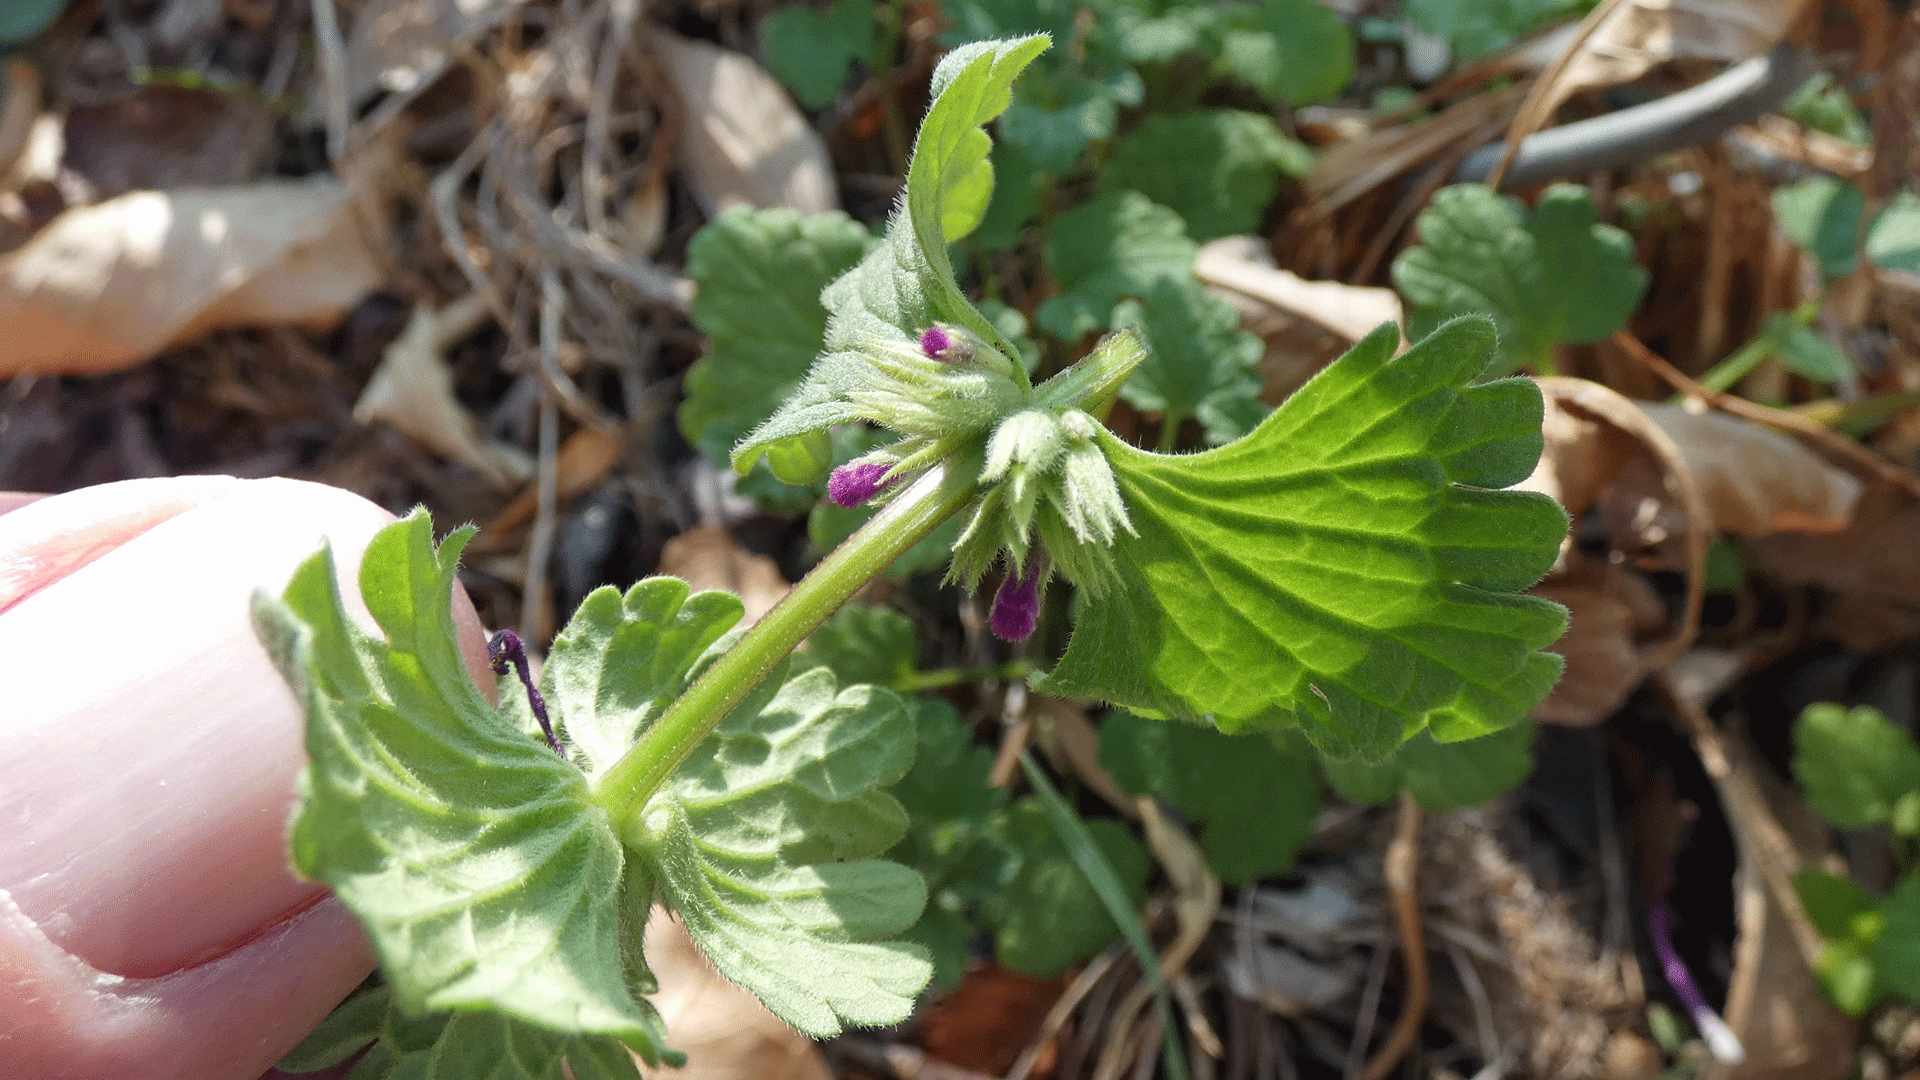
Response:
[919,325,971,362]
[827,461,894,508]
[989,565,1043,642]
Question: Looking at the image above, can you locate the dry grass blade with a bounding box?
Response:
[1355,793,1427,1080]
[1488,0,1810,189]
[1613,329,1920,499]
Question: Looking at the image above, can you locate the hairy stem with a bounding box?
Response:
[594,465,978,831]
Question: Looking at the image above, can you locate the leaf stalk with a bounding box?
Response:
[594,464,979,830]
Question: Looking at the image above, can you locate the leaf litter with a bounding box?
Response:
[10,0,1920,1078]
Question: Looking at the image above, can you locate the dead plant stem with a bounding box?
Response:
[1357,792,1428,1080]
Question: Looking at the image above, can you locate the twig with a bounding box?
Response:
[519,281,566,646]
[308,0,351,165]
[1650,672,1827,972]
[1442,939,1499,1065]
[1612,328,1920,499]
[1005,946,1126,1080]
[1357,793,1429,1080]
[583,0,639,240]
[988,678,1030,787]
[0,58,41,186]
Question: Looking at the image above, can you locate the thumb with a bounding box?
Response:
[0,477,493,1080]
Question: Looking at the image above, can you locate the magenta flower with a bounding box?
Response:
[989,564,1043,642]
[919,325,970,362]
[827,461,894,508]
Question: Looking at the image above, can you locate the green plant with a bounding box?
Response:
[1392,183,1648,378]
[262,34,1567,1079]
[1790,702,1920,1015]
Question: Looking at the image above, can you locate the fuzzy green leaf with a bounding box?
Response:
[278,985,649,1080]
[984,797,1151,978]
[1039,191,1199,341]
[734,35,1049,476]
[799,603,922,690]
[1100,712,1320,885]
[251,511,670,1059]
[1112,277,1267,445]
[681,208,875,466]
[1393,184,1647,376]
[627,667,932,1036]
[1101,110,1311,242]
[1793,702,1920,831]
[1217,0,1356,106]
[538,579,747,782]
[1034,318,1569,759]
[761,0,875,109]
[1319,720,1536,812]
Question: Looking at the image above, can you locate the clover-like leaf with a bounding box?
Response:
[1318,719,1536,812]
[277,984,650,1080]
[1000,67,1140,174]
[983,797,1151,978]
[1874,872,1920,1002]
[734,35,1049,476]
[1794,868,1885,1016]
[251,511,670,1059]
[760,0,875,109]
[1793,702,1920,832]
[1038,190,1199,341]
[1101,109,1312,242]
[680,207,875,467]
[1035,317,1570,759]
[1217,0,1356,106]
[1393,184,1647,376]
[627,667,932,1036]
[799,603,922,690]
[1404,0,1584,57]
[1100,711,1320,885]
[1112,276,1267,447]
[888,696,1009,988]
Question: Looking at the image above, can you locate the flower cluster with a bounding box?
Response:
[820,325,1144,640]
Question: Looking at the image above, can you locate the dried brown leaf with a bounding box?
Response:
[1637,402,1862,535]
[63,84,273,201]
[1532,554,1665,727]
[1701,731,1855,1080]
[650,28,838,216]
[1194,236,1403,344]
[1749,481,1920,626]
[657,525,791,625]
[352,296,532,489]
[339,0,528,107]
[477,425,625,543]
[918,964,1070,1077]
[0,178,385,376]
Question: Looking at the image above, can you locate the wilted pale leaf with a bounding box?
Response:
[0,179,384,376]
[651,29,838,216]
